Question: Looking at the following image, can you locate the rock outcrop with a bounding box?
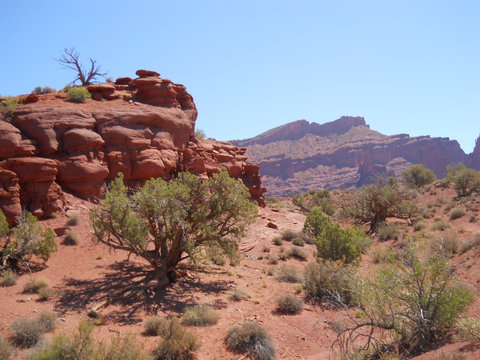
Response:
[466,136,480,170]
[232,117,467,197]
[0,70,265,223]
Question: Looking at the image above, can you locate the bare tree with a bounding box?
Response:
[57,48,106,86]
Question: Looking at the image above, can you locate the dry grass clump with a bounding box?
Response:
[458,234,480,254]
[23,277,49,294]
[432,232,461,257]
[272,237,283,246]
[376,224,399,241]
[0,335,13,360]
[275,294,303,314]
[281,230,297,242]
[66,212,80,226]
[230,287,250,302]
[226,322,275,360]
[436,352,467,360]
[413,220,428,232]
[450,207,466,220]
[265,254,278,265]
[144,317,169,336]
[37,311,57,333]
[63,230,79,245]
[277,265,303,283]
[432,219,451,231]
[0,270,17,287]
[38,286,56,301]
[10,318,43,348]
[181,304,219,326]
[286,247,308,261]
[292,237,305,247]
[152,318,199,360]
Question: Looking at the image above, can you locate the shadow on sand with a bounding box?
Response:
[56,260,235,325]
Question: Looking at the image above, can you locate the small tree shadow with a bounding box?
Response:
[55,261,235,325]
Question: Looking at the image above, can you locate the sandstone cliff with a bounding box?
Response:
[232,117,467,197]
[0,71,265,223]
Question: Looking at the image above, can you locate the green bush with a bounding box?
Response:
[0,270,17,287]
[0,336,13,360]
[226,322,275,360]
[277,265,303,283]
[0,212,57,272]
[315,221,362,264]
[0,97,20,119]
[275,294,303,314]
[10,318,43,348]
[403,164,436,187]
[151,318,198,360]
[230,288,250,302]
[33,86,55,95]
[450,207,466,220]
[448,164,480,197]
[181,304,219,326]
[66,87,91,103]
[337,247,474,357]
[376,223,399,241]
[23,277,49,294]
[304,261,356,306]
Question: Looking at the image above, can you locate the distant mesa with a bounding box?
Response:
[232,116,479,197]
[0,70,265,223]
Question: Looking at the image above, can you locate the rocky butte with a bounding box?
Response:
[232,116,479,197]
[0,70,265,223]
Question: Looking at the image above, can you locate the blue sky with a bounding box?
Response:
[1,0,479,152]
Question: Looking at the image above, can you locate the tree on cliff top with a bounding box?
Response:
[56,48,106,86]
[90,171,257,286]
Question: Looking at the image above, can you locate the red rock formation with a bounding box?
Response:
[466,136,480,170]
[232,118,466,197]
[0,71,265,223]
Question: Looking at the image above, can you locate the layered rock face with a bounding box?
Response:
[232,117,467,197]
[466,136,480,170]
[0,70,265,223]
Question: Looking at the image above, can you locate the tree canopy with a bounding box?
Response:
[90,171,257,286]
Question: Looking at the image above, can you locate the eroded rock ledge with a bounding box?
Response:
[0,70,265,223]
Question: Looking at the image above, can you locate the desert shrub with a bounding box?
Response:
[459,234,480,254]
[272,237,283,246]
[315,220,362,264]
[0,270,17,287]
[413,220,427,232]
[151,318,198,360]
[277,265,303,283]
[432,232,461,256]
[37,311,57,333]
[469,215,478,223]
[275,294,303,314]
[403,164,436,187]
[230,287,250,302]
[286,247,308,261]
[291,237,305,247]
[194,129,206,140]
[266,254,278,264]
[280,230,296,242]
[144,317,168,336]
[66,87,91,103]
[376,223,399,241]
[450,207,466,220]
[23,277,49,294]
[38,286,56,301]
[335,247,474,358]
[91,171,256,286]
[455,317,480,343]
[432,220,451,231]
[66,213,80,226]
[369,248,398,264]
[10,318,43,348]
[181,304,218,326]
[341,178,418,232]
[226,322,275,360]
[0,212,57,272]
[304,261,356,306]
[33,86,54,95]
[0,336,13,360]
[63,230,79,246]
[447,164,480,197]
[0,97,20,119]
[30,320,147,360]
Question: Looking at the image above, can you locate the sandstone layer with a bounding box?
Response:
[0,70,265,223]
[232,117,474,197]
